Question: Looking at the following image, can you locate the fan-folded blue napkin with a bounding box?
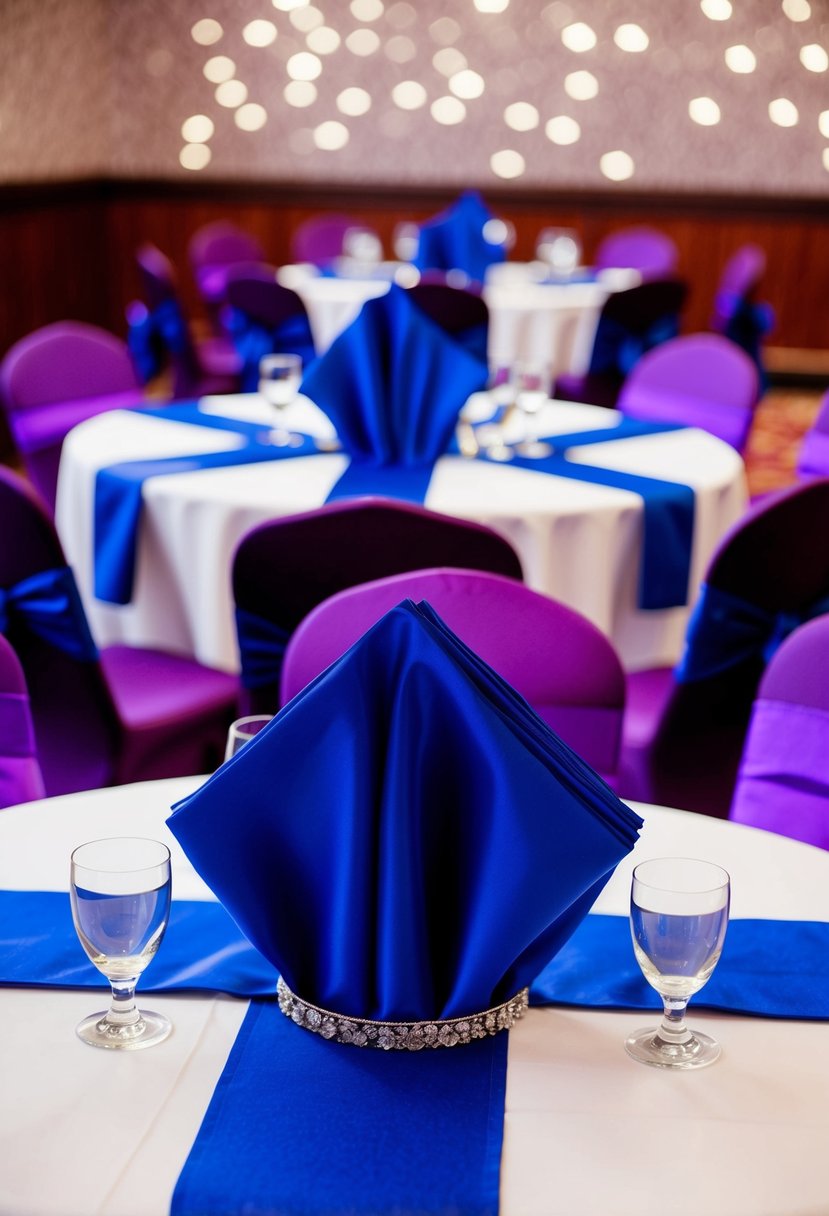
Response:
[299,283,487,484]
[414,190,507,283]
[168,599,642,1024]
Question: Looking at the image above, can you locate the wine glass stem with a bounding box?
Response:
[658,995,692,1046]
[107,978,141,1027]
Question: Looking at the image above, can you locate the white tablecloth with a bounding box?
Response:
[278,263,639,376]
[56,395,747,675]
[1,778,827,1216]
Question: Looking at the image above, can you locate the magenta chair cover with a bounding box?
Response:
[0,633,45,808]
[553,278,687,409]
[0,466,238,796]
[291,214,370,267]
[797,390,829,479]
[730,615,829,848]
[232,498,523,715]
[281,567,626,783]
[0,321,144,514]
[131,242,240,398]
[593,225,679,280]
[617,332,760,452]
[619,478,829,818]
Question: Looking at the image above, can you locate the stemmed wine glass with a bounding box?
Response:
[70,837,172,1050]
[626,856,730,1070]
[258,353,303,448]
[514,362,553,458]
[225,714,273,761]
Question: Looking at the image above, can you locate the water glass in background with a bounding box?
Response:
[535,227,582,278]
[258,353,303,447]
[225,715,274,762]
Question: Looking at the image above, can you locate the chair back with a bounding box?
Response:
[710,244,774,391]
[0,466,119,794]
[0,632,45,808]
[189,221,265,275]
[0,321,141,512]
[797,389,829,479]
[224,270,317,390]
[617,332,760,452]
[636,478,829,816]
[131,243,205,396]
[232,498,523,714]
[291,214,367,267]
[593,225,679,279]
[730,614,829,848]
[281,568,626,779]
[406,282,489,363]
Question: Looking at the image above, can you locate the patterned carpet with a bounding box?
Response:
[743,387,825,498]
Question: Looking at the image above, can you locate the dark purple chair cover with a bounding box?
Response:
[232,498,524,715]
[710,244,774,392]
[132,242,241,397]
[553,278,688,409]
[188,221,267,327]
[0,321,144,514]
[729,615,829,848]
[593,225,679,280]
[0,632,45,808]
[0,466,239,796]
[797,390,829,479]
[290,214,379,268]
[618,478,829,818]
[281,568,626,784]
[223,268,317,388]
[617,332,760,453]
[405,282,489,362]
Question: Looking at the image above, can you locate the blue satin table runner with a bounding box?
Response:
[3,889,829,1019]
[92,402,694,610]
[5,891,829,1215]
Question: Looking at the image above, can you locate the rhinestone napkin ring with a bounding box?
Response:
[277,976,529,1050]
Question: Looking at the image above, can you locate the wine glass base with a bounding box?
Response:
[625,1025,721,1070]
[76,1008,172,1051]
[270,430,304,448]
[514,440,553,459]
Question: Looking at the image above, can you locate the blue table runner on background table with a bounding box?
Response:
[92,402,694,610]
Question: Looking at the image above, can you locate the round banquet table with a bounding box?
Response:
[278,262,640,375]
[55,393,747,676]
[1,777,827,1216]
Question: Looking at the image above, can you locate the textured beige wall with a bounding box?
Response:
[1,0,827,195]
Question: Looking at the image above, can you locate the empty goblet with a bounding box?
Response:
[70,837,172,1050]
[626,856,730,1069]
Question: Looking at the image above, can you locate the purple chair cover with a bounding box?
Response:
[232,498,524,715]
[291,214,377,268]
[729,615,829,848]
[223,269,316,390]
[593,225,679,280]
[280,568,626,783]
[132,243,241,397]
[710,244,774,392]
[0,466,238,796]
[617,332,760,452]
[553,278,688,409]
[618,478,829,818]
[0,321,144,514]
[797,390,829,479]
[0,633,45,808]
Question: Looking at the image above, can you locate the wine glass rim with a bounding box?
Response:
[632,855,730,894]
[70,836,171,873]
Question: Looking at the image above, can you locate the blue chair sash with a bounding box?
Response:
[0,567,98,661]
[224,305,317,393]
[589,311,680,378]
[235,606,291,691]
[126,298,190,385]
[413,190,507,284]
[674,581,829,683]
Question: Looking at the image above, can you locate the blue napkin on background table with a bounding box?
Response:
[414,190,507,284]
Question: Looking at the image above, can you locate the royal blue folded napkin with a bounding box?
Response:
[414,190,507,283]
[299,284,488,504]
[168,599,642,1023]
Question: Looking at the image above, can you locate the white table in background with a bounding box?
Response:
[1,778,827,1216]
[56,394,747,677]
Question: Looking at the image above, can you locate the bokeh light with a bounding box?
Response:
[313,120,350,150]
[180,143,212,170]
[307,27,341,54]
[800,44,829,72]
[545,115,581,144]
[614,24,649,52]
[449,70,485,99]
[431,96,467,124]
[287,52,323,80]
[284,81,317,106]
[600,150,634,181]
[337,87,372,116]
[243,20,277,47]
[203,56,235,83]
[688,96,721,125]
[769,98,799,126]
[392,80,427,109]
[724,45,757,73]
[181,114,214,142]
[346,29,381,55]
[504,102,540,131]
[215,80,248,108]
[235,103,268,131]
[564,70,599,100]
[351,0,384,18]
[191,19,223,45]
[490,149,525,177]
[700,0,731,19]
[782,0,811,20]
[561,22,597,52]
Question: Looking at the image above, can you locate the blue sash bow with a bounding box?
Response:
[0,567,98,661]
[589,311,680,378]
[126,298,190,384]
[414,190,507,284]
[235,606,291,691]
[224,305,317,393]
[675,581,829,683]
